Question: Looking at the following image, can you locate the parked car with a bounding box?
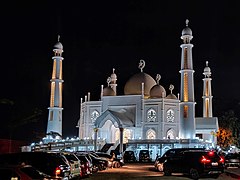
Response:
[0,152,70,179]
[224,153,240,168]
[154,148,205,172]
[139,150,151,162]
[75,153,92,177]
[0,164,51,180]
[94,152,114,168]
[123,150,136,163]
[96,152,122,168]
[76,152,98,173]
[78,152,108,171]
[59,152,82,179]
[163,150,224,179]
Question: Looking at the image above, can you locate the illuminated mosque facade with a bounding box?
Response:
[45,20,219,158]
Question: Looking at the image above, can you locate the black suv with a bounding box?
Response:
[163,150,224,179]
[154,148,205,171]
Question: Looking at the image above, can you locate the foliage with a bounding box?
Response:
[216,110,240,148]
[216,128,234,148]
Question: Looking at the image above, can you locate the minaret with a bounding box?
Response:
[110,68,117,95]
[46,35,64,137]
[202,61,213,117]
[179,19,196,139]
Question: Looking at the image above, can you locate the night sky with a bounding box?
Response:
[1,1,240,142]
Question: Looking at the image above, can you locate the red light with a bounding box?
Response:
[219,157,224,163]
[208,151,214,156]
[55,167,61,175]
[201,156,211,163]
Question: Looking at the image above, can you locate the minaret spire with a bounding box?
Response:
[186,19,189,26]
[46,36,64,138]
[202,61,213,117]
[179,20,196,139]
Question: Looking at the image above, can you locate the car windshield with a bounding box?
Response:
[185,151,220,160]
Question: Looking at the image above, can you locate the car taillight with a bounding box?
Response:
[201,156,211,163]
[55,167,61,175]
[219,157,224,163]
[86,162,89,167]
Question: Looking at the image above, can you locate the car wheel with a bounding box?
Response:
[114,161,121,168]
[190,168,199,180]
[157,163,163,172]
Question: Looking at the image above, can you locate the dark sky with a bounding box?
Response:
[1,1,240,142]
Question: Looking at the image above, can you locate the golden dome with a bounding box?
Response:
[103,87,115,96]
[150,84,166,98]
[124,72,156,97]
[166,93,178,99]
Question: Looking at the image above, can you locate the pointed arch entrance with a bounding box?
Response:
[99,119,119,143]
[93,109,134,154]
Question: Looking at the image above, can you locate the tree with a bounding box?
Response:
[216,110,240,148]
[216,128,235,148]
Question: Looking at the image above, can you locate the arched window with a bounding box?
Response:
[166,109,175,122]
[147,109,156,122]
[91,110,99,123]
[166,128,175,139]
[146,129,156,139]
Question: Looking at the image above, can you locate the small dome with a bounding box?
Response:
[203,61,211,77]
[181,19,192,36]
[124,72,156,97]
[166,93,178,100]
[182,27,192,36]
[111,73,117,79]
[103,87,115,96]
[110,68,117,83]
[204,66,211,73]
[54,41,63,50]
[150,84,166,98]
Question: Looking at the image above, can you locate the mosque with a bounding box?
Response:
[41,20,219,159]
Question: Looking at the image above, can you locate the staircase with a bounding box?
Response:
[100,143,114,153]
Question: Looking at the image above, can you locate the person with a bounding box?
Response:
[111,153,116,161]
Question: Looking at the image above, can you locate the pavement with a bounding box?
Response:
[224,168,240,179]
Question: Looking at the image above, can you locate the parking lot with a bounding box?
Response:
[89,163,240,180]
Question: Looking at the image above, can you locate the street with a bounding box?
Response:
[88,163,239,180]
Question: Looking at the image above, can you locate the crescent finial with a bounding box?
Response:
[138,59,145,72]
[58,35,60,42]
[107,77,111,86]
[112,68,115,74]
[169,84,174,94]
[156,74,161,85]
